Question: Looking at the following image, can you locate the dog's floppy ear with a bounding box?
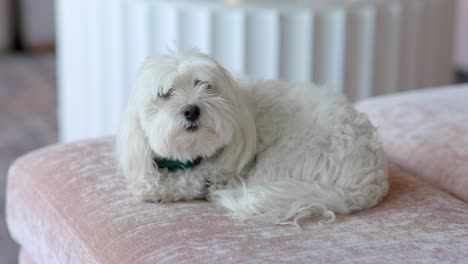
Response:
[116,97,157,197]
[214,70,257,174]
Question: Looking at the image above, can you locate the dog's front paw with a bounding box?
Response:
[128,183,164,203]
[138,192,182,203]
[204,179,214,189]
[134,191,163,203]
[205,179,228,193]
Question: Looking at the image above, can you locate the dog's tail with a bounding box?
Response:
[211,174,388,225]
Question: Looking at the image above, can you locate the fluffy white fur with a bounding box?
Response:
[117,50,389,225]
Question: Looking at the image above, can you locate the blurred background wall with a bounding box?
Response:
[1,0,468,143]
[0,0,11,51]
[455,0,468,78]
[19,0,55,51]
[0,0,55,53]
[1,1,468,68]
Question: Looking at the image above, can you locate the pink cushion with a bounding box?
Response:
[356,86,468,202]
[6,138,468,263]
[7,139,468,263]
[19,248,36,264]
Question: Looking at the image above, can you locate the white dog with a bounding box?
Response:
[117,50,388,225]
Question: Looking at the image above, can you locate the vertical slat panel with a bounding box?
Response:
[102,0,127,134]
[313,10,346,92]
[57,0,456,141]
[178,8,212,52]
[127,3,153,85]
[373,3,401,95]
[279,11,313,82]
[84,0,105,138]
[246,11,280,79]
[211,10,247,75]
[57,0,86,141]
[344,7,377,100]
[152,4,179,55]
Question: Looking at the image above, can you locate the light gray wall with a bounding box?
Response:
[455,0,468,71]
[0,0,12,52]
[20,0,55,49]
[0,0,55,52]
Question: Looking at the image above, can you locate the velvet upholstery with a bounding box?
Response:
[19,248,36,264]
[6,138,468,264]
[356,86,468,202]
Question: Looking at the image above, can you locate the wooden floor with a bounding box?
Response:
[0,54,57,264]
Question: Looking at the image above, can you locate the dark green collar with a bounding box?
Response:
[154,157,203,172]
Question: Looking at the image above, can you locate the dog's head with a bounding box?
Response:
[117,51,256,179]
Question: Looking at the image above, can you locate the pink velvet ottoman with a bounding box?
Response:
[7,86,468,263]
[356,85,468,202]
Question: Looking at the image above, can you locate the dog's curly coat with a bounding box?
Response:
[117,50,389,225]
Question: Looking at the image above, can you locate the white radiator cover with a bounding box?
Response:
[57,0,455,142]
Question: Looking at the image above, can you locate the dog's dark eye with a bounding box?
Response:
[157,88,174,99]
[194,79,212,90]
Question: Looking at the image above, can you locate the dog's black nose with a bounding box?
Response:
[182,104,200,122]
